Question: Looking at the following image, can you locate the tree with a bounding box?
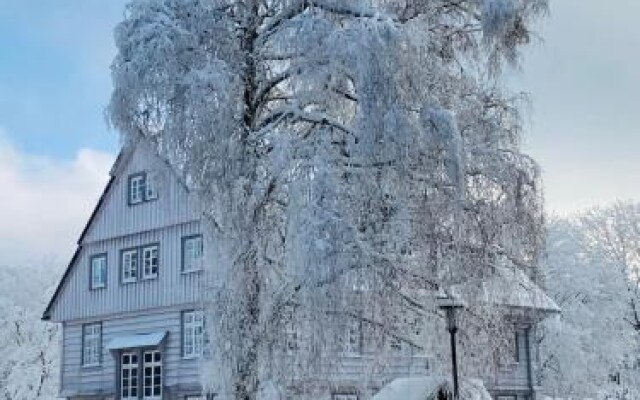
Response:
[108,1,548,399]
[0,263,60,400]
[540,214,640,399]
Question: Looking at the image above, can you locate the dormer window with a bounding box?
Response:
[128,172,157,205]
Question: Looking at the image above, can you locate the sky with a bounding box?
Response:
[0,0,638,266]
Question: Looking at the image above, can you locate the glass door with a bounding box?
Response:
[121,352,138,400]
[143,349,162,399]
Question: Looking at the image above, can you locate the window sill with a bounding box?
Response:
[141,276,158,281]
[121,280,137,285]
[89,286,106,291]
[181,355,202,361]
[82,363,102,369]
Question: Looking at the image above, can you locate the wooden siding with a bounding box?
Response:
[61,309,201,397]
[50,221,204,322]
[82,141,200,245]
[491,328,534,393]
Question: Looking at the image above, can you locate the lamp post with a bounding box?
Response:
[437,291,465,400]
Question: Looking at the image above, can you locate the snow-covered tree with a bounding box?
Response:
[108,1,548,398]
[540,215,640,399]
[0,263,60,400]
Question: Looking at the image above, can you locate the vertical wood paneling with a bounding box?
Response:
[51,221,204,321]
[82,141,201,245]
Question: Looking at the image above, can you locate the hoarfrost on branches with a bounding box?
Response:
[0,264,60,400]
[108,0,548,398]
[540,210,640,399]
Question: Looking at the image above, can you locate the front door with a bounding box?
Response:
[143,350,162,399]
[120,349,162,400]
[121,352,139,400]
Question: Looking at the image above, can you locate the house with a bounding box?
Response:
[42,139,557,400]
[42,140,207,399]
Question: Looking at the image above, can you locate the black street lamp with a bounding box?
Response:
[437,291,465,400]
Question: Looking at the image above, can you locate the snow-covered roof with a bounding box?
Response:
[452,266,560,314]
[106,332,167,350]
[371,376,492,400]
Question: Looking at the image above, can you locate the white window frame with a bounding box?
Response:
[142,244,160,279]
[121,351,139,400]
[183,310,204,358]
[182,235,203,272]
[82,323,102,366]
[343,318,361,355]
[122,249,139,284]
[90,254,107,290]
[143,349,162,400]
[128,173,146,205]
[145,172,158,201]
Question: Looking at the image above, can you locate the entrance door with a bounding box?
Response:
[121,352,139,400]
[143,349,162,399]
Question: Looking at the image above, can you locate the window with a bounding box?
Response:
[183,310,204,358]
[143,350,162,399]
[182,235,203,272]
[82,323,102,366]
[128,172,158,205]
[128,173,146,205]
[121,352,139,400]
[142,244,160,279]
[90,254,107,289]
[145,172,158,201]
[285,323,299,354]
[343,318,361,355]
[122,249,139,283]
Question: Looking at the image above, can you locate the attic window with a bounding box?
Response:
[128,172,157,205]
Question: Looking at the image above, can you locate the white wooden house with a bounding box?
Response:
[42,139,557,400]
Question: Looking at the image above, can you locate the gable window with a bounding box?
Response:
[128,173,146,205]
[142,244,160,279]
[128,172,158,205]
[182,310,204,358]
[122,249,139,283]
[182,235,203,272]
[145,172,158,201]
[90,254,107,289]
[82,322,102,366]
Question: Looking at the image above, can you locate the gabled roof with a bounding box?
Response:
[41,143,136,321]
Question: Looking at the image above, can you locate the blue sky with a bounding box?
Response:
[0,0,125,157]
[0,0,639,265]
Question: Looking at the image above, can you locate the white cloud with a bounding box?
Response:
[0,130,114,267]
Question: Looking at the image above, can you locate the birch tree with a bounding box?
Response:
[108,1,548,398]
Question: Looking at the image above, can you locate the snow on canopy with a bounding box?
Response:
[452,266,559,314]
[371,376,492,400]
[106,331,167,350]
